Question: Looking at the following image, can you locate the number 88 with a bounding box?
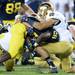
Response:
[6,2,21,14]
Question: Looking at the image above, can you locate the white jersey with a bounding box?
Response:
[0,32,11,51]
[46,11,73,42]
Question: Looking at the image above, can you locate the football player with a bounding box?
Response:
[22,2,59,73]
[0,19,27,71]
[0,0,34,25]
[0,0,35,71]
[24,2,75,73]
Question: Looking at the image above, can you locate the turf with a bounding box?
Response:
[0,65,74,75]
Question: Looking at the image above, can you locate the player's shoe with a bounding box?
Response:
[49,66,58,73]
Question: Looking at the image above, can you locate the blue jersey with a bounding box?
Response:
[0,0,24,20]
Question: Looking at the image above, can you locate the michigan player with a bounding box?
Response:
[0,18,27,71]
[24,2,75,73]
[22,2,60,73]
[0,0,35,25]
[0,0,35,71]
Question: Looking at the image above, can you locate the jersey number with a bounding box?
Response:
[6,2,21,14]
[52,31,58,39]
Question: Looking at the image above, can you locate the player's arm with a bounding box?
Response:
[21,16,57,30]
[0,50,11,63]
[33,18,57,30]
[18,3,36,15]
[22,4,35,15]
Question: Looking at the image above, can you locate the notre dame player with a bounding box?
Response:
[23,2,75,73]
[35,2,74,73]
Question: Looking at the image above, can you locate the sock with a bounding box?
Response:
[45,57,55,68]
[31,51,40,57]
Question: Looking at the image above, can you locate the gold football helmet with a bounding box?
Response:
[37,2,54,19]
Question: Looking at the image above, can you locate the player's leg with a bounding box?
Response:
[35,46,58,73]
[8,37,24,58]
[61,56,75,73]
[42,41,74,72]
[3,34,25,71]
[50,54,61,68]
[0,34,25,63]
[34,55,61,68]
[4,59,14,71]
[0,48,14,71]
[61,56,71,72]
[0,50,11,63]
[42,41,73,54]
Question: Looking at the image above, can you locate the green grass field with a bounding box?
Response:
[0,65,74,75]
